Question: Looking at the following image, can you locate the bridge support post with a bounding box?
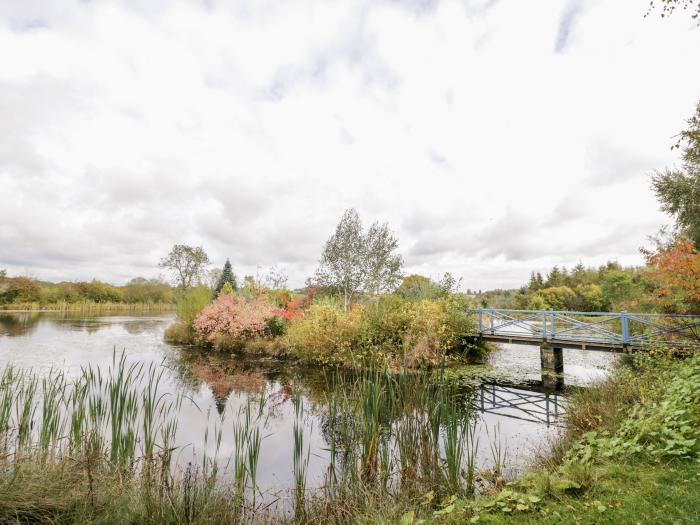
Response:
[540,343,564,390]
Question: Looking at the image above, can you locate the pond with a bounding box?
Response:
[0,312,618,500]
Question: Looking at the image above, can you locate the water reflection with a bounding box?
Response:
[477,382,568,427]
[0,312,41,336]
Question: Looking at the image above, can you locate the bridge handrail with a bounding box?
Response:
[473,308,700,347]
[471,308,700,319]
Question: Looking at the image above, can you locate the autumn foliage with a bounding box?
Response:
[644,239,700,314]
[272,290,314,321]
[193,294,275,344]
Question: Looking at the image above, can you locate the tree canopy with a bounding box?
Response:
[214,259,238,295]
[159,244,211,290]
[315,208,404,311]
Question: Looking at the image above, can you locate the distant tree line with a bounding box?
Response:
[0,273,175,305]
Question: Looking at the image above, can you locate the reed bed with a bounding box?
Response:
[0,355,506,524]
[0,301,174,312]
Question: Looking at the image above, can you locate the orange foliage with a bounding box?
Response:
[272,290,314,321]
[644,240,700,314]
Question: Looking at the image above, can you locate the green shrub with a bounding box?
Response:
[164,286,212,345]
[284,295,480,368]
[284,297,363,366]
[566,352,700,463]
[175,286,212,326]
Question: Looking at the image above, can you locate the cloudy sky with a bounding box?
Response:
[1,0,699,290]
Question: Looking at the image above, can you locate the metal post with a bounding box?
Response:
[549,308,555,340]
[489,308,494,335]
[478,308,483,333]
[542,310,547,339]
[621,310,629,345]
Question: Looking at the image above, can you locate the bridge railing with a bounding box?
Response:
[475,308,700,347]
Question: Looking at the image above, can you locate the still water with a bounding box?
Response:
[0,311,617,494]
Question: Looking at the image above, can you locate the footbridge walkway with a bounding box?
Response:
[475,308,700,389]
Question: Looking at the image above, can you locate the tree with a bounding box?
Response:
[644,239,700,314]
[545,266,565,287]
[528,286,576,311]
[528,271,544,291]
[600,270,645,310]
[437,272,461,296]
[363,221,404,296]
[652,101,700,247]
[316,209,366,312]
[396,274,438,300]
[263,265,288,290]
[315,208,404,311]
[214,259,238,295]
[159,244,210,290]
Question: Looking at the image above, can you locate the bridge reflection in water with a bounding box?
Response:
[477,381,567,427]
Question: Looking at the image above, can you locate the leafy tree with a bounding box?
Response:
[574,284,605,312]
[644,239,700,314]
[437,272,461,296]
[316,209,366,312]
[396,275,439,300]
[315,208,404,311]
[652,101,700,247]
[528,286,576,311]
[0,276,41,304]
[159,244,211,290]
[214,259,238,295]
[363,222,404,296]
[600,270,645,310]
[262,265,288,290]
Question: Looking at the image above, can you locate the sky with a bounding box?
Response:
[0,0,699,291]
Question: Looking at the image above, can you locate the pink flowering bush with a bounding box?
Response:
[193,294,275,347]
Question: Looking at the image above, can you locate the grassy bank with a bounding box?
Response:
[0,300,174,312]
[416,349,700,525]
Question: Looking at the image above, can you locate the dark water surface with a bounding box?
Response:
[0,312,618,494]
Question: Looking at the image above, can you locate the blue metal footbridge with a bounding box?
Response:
[476,308,700,352]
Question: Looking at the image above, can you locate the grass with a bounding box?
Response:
[456,460,700,524]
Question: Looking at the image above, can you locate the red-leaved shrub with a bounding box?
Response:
[272,290,314,321]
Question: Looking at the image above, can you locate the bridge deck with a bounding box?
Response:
[480,333,633,353]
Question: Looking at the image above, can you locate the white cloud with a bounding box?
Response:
[0,0,698,290]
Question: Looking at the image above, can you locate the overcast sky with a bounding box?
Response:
[1,0,699,290]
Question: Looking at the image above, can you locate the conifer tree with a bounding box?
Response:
[215,259,238,295]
